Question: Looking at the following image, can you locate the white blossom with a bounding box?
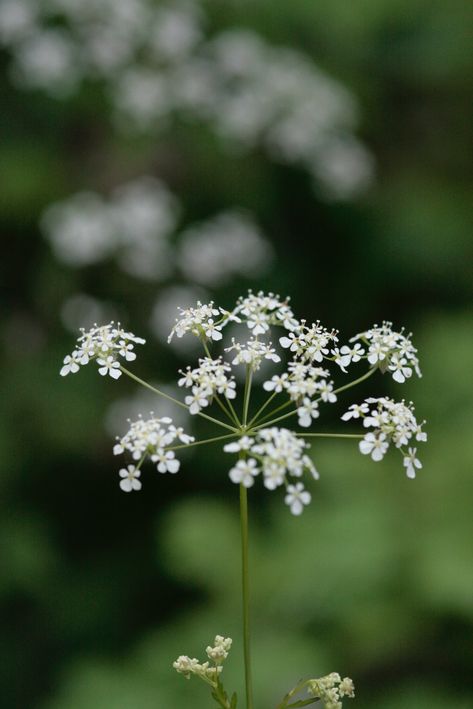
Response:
[346,397,427,475]
[113,414,193,487]
[350,321,421,381]
[359,432,389,462]
[59,322,145,378]
[284,482,311,515]
[168,301,223,341]
[403,447,422,479]
[233,291,297,335]
[225,338,280,371]
[341,403,369,421]
[228,459,260,488]
[297,397,320,428]
[119,465,142,492]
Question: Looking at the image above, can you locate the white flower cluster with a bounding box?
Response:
[59,322,145,379]
[42,177,178,277]
[42,179,272,288]
[234,291,298,335]
[60,291,426,509]
[343,397,427,477]
[173,634,232,682]
[280,320,339,364]
[0,1,372,199]
[225,428,317,514]
[113,414,194,488]
[307,672,355,709]
[169,302,227,342]
[225,338,280,371]
[178,357,236,414]
[350,321,421,382]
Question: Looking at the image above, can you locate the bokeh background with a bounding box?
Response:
[1,1,473,707]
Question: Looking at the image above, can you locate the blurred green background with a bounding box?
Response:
[1,1,472,707]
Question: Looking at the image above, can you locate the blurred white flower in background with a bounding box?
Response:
[1,0,374,199]
[42,177,178,279]
[177,210,273,286]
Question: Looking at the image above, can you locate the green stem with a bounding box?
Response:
[332,365,378,396]
[249,396,292,427]
[295,432,364,439]
[214,394,240,426]
[242,366,253,427]
[165,432,238,451]
[119,366,237,433]
[240,483,253,709]
[247,390,278,427]
[251,408,297,431]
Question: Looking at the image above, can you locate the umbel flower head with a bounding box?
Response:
[59,291,426,513]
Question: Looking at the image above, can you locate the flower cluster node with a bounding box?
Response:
[59,322,145,379]
[307,672,355,708]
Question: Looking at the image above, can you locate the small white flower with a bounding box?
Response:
[359,432,388,461]
[119,465,142,492]
[403,447,422,479]
[263,373,288,392]
[59,353,80,376]
[223,436,254,453]
[389,354,412,383]
[229,458,260,487]
[341,403,369,421]
[284,482,311,515]
[185,387,209,414]
[97,355,121,379]
[297,397,319,427]
[152,449,180,473]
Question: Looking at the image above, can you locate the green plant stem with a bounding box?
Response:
[247,390,278,427]
[119,366,237,433]
[201,339,241,426]
[250,397,292,427]
[332,365,378,396]
[295,432,364,439]
[240,483,253,709]
[214,394,240,426]
[242,365,253,428]
[166,432,238,451]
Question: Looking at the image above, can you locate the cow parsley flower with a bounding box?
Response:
[113,414,194,487]
[60,291,426,709]
[225,337,280,371]
[168,301,230,342]
[343,397,427,476]
[118,465,142,492]
[60,322,145,378]
[233,291,297,334]
[350,321,421,382]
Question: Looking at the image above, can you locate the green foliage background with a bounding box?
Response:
[1,1,472,707]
